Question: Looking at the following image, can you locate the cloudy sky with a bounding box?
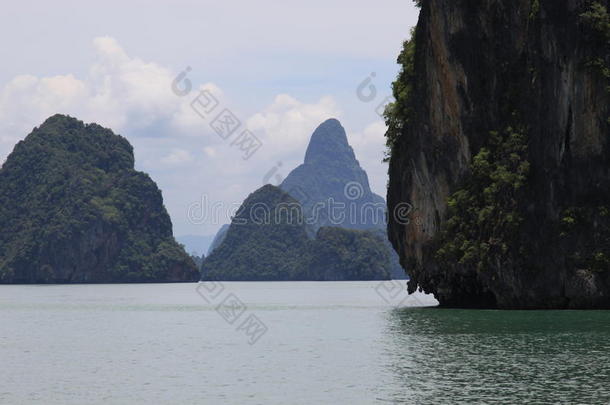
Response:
[0,0,419,237]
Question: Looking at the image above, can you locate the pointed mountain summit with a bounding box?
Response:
[304,118,357,167]
[280,118,385,231]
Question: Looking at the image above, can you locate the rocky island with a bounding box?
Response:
[386,0,610,308]
[203,118,406,281]
[0,115,199,283]
[201,184,391,281]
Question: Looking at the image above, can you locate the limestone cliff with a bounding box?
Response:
[387,0,610,308]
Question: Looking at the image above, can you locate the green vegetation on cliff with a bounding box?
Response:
[581,1,610,42]
[0,114,198,283]
[561,205,610,272]
[307,227,391,280]
[384,29,416,161]
[581,1,610,122]
[434,127,530,271]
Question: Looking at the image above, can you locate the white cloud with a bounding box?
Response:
[0,74,88,152]
[247,94,340,160]
[160,148,194,167]
[0,35,224,163]
[350,120,387,158]
[348,120,388,197]
[171,82,224,134]
[203,147,217,158]
[85,36,178,130]
[0,36,389,235]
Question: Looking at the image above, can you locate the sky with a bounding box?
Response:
[0,0,420,237]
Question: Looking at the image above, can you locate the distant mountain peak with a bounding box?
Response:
[303,118,357,166]
[280,118,384,231]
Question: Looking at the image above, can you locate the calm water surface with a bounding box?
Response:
[0,282,609,404]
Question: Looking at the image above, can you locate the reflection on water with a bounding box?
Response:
[383,309,610,404]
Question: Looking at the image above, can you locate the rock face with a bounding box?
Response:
[280,118,407,279]
[387,1,610,308]
[0,115,199,283]
[201,185,391,281]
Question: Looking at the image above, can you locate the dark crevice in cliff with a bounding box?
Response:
[563,104,573,164]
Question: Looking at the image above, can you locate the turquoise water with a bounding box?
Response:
[0,282,608,404]
[386,309,610,404]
